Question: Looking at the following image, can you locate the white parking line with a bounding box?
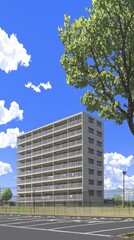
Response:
[0,216,134,239]
[0,223,112,238]
[50,219,130,230]
[0,217,32,223]
[86,225,134,234]
[50,221,107,230]
[0,224,90,236]
[0,223,111,238]
[25,220,74,227]
[3,218,58,225]
[86,233,112,238]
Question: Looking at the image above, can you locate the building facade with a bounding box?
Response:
[17,112,104,206]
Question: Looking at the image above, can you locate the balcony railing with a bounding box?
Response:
[68,119,82,126]
[54,123,67,132]
[18,193,82,201]
[18,159,82,173]
[17,171,82,182]
[18,128,82,149]
[17,182,82,193]
[54,182,82,190]
[18,138,82,155]
[18,147,82,160]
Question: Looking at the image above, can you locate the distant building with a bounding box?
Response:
[17,112,104,206]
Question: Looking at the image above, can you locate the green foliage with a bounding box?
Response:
[114,195,122,206]
[0,188,13,203]
[59,0,134,135]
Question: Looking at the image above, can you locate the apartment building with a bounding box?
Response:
[17,112,104,206]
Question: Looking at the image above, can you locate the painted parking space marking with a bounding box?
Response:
[3,218,58,226]
[0,215,134,239]
[20,219,76,227]
[50,221,107,230]
[86,225,134,235]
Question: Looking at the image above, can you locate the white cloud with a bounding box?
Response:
[0,161,13,176]
[25,81,52,93]
[104,152,134,190]
[0,127,23,148]
[39,82,52,90]
[0,28,31,73]
[104,152,134,167]
[0,101,23,125]
[25,82,41,93]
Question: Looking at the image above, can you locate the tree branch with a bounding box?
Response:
[91,47,128,118]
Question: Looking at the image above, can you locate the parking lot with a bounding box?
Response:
[0,215,134,240]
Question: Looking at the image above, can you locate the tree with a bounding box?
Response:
[59,0,134,135]
[0,188,13,204]
[114,194,122,206]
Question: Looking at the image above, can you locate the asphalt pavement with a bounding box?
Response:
[0,215,134,240]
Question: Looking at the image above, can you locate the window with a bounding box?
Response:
[97,190,103,197]
[89,169,94,175]
[89,158,94,164]
[97,171,102,176]
[69,114,82,122]
[97,141,102,147]
[89,127,94,134]
[89,148,94,154]
[89,117,94,124]
[97,180,103,186]
[89,190,94,196]
[97,161,102,166]
[89,179,94,185]
[97,121,102,127]
[97,151,102,157]
[89,137,94,144]
[97,131,102,137]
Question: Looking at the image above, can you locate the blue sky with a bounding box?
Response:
[0,0,134,193]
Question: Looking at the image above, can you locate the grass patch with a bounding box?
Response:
[115,232,134,239]
[0,205,134,217]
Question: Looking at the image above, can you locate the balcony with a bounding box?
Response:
[18,129,53,145]
[17,157,82,173]
[17,182,82,193]
[18,138,54,153]
[17,119,82,146]
[17,166,53,176]
[54,161,82,170]
[30,129,53,140]
[17,170,82,181]
[54,172,82,180]
[54,140,82,152]
[68,119,82,127]
[18,193,83,202]
[18,147,82,161]
[54,182,82,190]
[54,123,67,132]
[17,130,82,155]
[17,156,53,168]
[18,147,53,160]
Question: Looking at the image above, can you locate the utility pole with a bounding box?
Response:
[122,171,126,207]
